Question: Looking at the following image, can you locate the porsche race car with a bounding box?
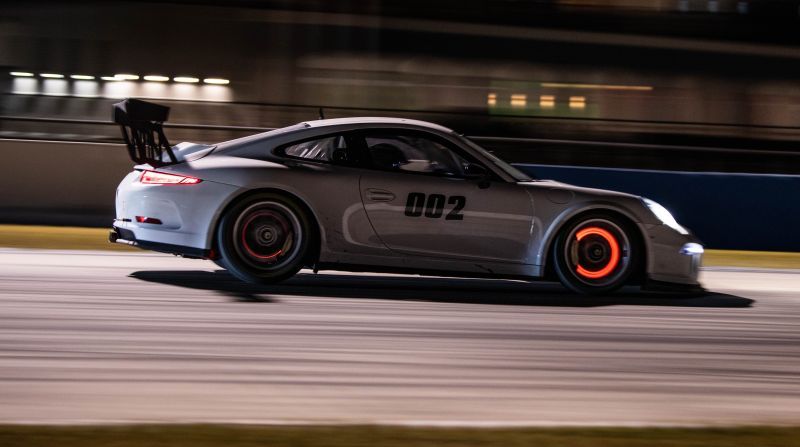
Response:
[110,99,703,294]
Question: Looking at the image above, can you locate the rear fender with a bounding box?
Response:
[205,187,324,263]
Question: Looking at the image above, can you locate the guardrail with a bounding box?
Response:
[0,115,273,133]
[3,115,799,159]
[6,91,800,132]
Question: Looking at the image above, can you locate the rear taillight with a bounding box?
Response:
[139,170,202,185]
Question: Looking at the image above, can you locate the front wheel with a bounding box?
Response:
[216,192,316,284]
[553,214,639,295]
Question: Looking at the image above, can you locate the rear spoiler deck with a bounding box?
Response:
[112,98,177,167]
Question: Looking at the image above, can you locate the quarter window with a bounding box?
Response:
[281,135,349,163]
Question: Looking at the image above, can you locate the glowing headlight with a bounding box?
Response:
[642,198,688,235]
[680,243,704,255]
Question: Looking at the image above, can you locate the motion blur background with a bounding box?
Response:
[2,0,799,250]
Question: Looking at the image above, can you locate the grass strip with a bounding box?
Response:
[703,249,800,270]
[1,425,800,447]
[1,225,799,269]
[0,224,134,251]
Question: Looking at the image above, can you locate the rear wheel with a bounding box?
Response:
[216,192,315,284]
[553,213,639,295]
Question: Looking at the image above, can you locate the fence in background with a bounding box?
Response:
[0,140,130,227]
[519,164,800,252]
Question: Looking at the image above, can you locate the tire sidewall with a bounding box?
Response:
[553,212,639,295]
[217,192,315,284]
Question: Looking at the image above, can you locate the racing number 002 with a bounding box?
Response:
[404,192,465,220]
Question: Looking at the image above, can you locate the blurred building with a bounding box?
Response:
[2,0,800,172]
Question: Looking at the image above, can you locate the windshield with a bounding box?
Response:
[455,135,533,182]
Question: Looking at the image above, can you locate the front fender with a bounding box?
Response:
[533,198,656,276]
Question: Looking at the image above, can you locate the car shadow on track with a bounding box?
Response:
[129,269,754,308]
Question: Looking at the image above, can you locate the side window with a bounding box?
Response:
[280,135,350,164]
[365,133,471,177]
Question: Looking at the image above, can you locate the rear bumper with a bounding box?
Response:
[114,169,241,251]
[110,226,211,259]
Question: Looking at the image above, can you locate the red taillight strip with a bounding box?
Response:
[139,170,202,185]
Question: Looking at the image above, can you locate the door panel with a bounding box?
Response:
[359,171,534,263]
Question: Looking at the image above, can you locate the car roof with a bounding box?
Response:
[214,117,455,150]
[300,117,454,133]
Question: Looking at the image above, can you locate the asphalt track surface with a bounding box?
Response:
[1,248,799,426]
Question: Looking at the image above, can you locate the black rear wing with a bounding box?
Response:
[112,98,177,166]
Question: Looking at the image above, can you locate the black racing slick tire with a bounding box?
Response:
[216,192,316,284]
[553,213,640,295]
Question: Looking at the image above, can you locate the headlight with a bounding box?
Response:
[642,198,688,235]
[680,242,704,255]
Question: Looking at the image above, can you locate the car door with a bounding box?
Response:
[271,131,387,256]
[357,129,535,264]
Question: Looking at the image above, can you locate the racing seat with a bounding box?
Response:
[331,135,352,165]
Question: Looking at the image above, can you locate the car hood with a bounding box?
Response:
[518,179,641,200]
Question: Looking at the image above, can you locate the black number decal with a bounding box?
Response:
[404,192,425,217]
[424,194,445,218]
[405,193,466,220]
[446,196,466,220]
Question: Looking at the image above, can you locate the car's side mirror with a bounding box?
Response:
[464,163,491,189]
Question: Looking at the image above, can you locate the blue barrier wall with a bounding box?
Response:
[515,164,800,252]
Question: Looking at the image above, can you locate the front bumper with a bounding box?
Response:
[646,224,703,286]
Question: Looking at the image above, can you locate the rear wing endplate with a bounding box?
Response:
[112,98,177,166]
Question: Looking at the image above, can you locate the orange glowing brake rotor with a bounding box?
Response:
[574,226,620,279]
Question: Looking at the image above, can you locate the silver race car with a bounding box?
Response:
[110,99,703,294]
